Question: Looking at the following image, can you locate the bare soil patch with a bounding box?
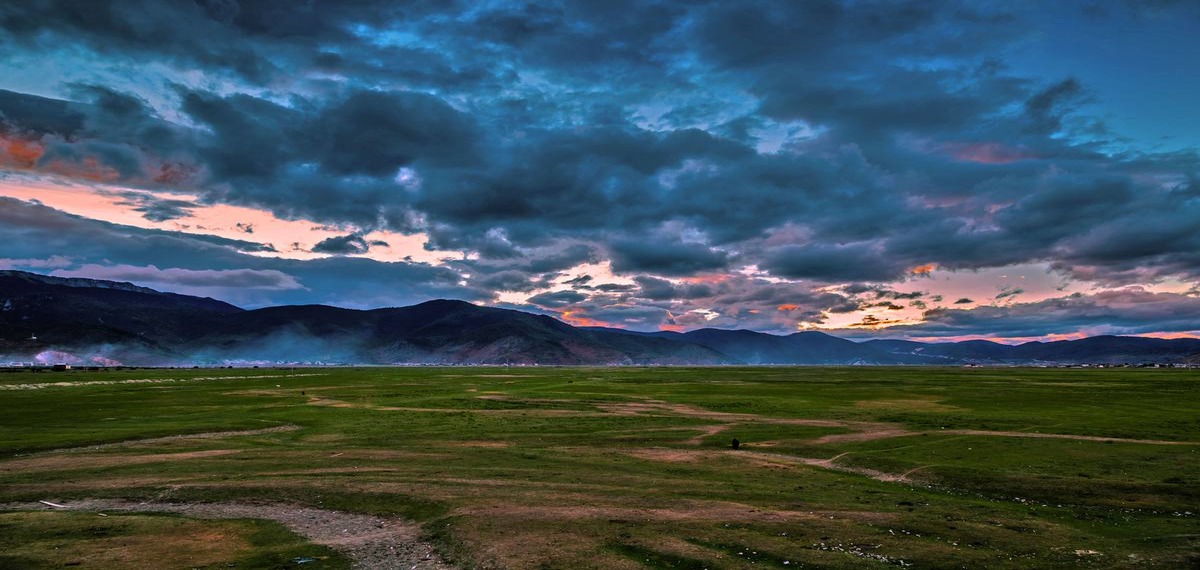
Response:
[626,448,710,463]
[809,427,918,445]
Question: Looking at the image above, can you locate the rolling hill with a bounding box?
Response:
[2,270,1197,367]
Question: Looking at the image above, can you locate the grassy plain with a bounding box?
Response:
[0,366,1197,568]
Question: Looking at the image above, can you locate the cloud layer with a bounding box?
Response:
[0,0,1198,338]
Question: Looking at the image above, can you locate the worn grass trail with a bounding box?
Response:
[0,366,1197,569]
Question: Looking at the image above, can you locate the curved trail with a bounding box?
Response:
[18,425,302,456]
[937,429,1196,445]
[0,499,454,570]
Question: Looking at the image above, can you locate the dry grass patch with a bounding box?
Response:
[0,511,254,569]
[0,449,241,474]
[854,397,965,413]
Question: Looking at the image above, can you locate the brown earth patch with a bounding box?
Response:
[308,396,358,408]
[809,428,918,445]
[626,448,710,463]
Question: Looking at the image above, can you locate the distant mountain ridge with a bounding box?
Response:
[1,270,1197,366]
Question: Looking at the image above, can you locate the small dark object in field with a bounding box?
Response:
[301,391,306,396]
[731,438,740,450]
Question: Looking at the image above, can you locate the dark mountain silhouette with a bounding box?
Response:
[865,336,1200,365]
[0,272,728,365]
[2,270,1197,366]
[595,328,918,364]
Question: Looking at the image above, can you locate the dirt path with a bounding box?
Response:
[18,425,302,456]
[0,449,243,474]
[734,451,913,483]
[302,394,1200,447]
[626,447,914,483]
[938,429,1197,445]
[0,499,454,569]
[684,424,732,445]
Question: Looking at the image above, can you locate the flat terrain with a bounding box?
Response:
[1,367,1197,569]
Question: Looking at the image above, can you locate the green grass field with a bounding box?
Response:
[1,366,1197,568]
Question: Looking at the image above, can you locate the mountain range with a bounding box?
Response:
[2,270,1197,367]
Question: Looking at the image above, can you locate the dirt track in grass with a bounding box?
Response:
[0,499,454,570]
[303,393,1200,448]
[12,425,302,457]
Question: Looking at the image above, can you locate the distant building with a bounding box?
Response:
[51,364,71,372]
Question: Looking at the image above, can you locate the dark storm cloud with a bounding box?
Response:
[106,190,198,222]
[609,239,729,276]
[762,243,902,282]
[311,234,387,256]
[51,264,303,291]
[633,276,714,301]
[1,1,1199,337]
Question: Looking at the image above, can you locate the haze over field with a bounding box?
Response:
[1,1,1199,343]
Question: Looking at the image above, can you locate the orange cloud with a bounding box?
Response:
[847,315,906,328]
[1133,331,1200,340]
[679,273,729,285]
[776,303,799,311]
[560,310,607,328]
[909,263,936,276]
[0,135,44,168]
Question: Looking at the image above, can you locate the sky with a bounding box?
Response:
[1,0,1199,342]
